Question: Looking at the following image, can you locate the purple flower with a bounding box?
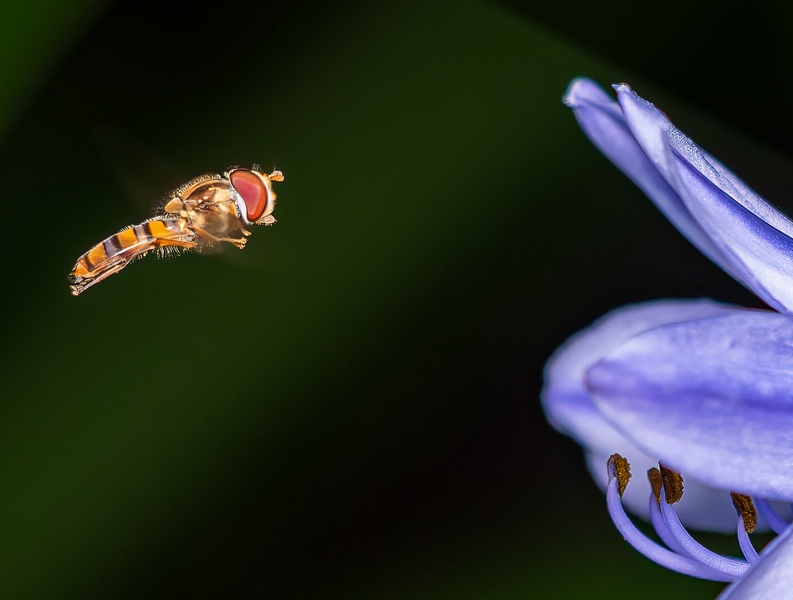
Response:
[541,78,793,597]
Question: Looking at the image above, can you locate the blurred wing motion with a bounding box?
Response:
[68,165,284,296]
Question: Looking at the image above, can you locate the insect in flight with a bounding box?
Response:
[68,164,284,296]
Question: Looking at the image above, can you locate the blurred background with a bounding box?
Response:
[1,0,790,597]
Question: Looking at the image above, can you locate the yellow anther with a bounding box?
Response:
[607,454,631,498]
[730,493,757,534]
[659,465,684,505]
[647,467,662,505]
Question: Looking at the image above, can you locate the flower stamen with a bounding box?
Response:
[648,465,737,568]
[755,498,790,535]
[607,456,793,578]
[731,493,757,534]
[605,455,736,582]
[647,468,691,556]
[609,453,631,497]
[659,465,683,505]
[658,491,749,578]
[648,467,663,504]
[731,493,759,564]
[735,516,759,565]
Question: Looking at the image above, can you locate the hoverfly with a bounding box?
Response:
[68,165,283,296]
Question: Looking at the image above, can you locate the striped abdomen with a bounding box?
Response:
[68,218,194,296]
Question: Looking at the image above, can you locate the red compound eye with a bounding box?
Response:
[230,169,268,221]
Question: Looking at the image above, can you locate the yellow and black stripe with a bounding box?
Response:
[69,218,192,295]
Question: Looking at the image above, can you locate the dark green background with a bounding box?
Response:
[1,0,786,597]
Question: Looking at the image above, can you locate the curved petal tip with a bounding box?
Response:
[563,77,608,108]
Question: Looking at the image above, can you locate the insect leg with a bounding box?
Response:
[192,225,248,249]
